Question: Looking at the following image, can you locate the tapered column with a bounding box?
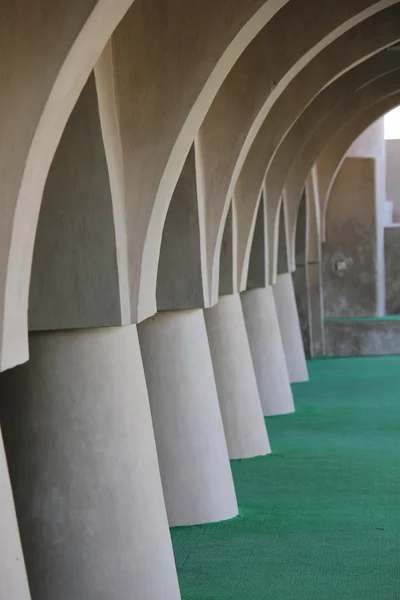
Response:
[241,287,295,416]
[273,273,309,383]
[0,428,31,600]
[204,294,270,459]
[138,309,238,527]
[0,327,181,600]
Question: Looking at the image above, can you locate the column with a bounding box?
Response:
[306,262,326,357]
[138,309,238,527]
[241,287,295,416]
[204,294,271,459]
[0,327,181,600]
[273,273,309,383]
[0,428,31,600]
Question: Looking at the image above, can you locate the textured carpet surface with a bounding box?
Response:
[171,356,400,599]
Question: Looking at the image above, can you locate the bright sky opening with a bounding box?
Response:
[385,106,400,139]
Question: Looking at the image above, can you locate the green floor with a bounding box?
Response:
[171,356,400,599]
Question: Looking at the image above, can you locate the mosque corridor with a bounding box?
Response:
[172,356,400,600]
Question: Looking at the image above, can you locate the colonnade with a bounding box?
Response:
[0,284,302,599]
[0,1,399,598]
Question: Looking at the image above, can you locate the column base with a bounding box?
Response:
[273,273,309,383]
[241,287,295,416]
[0,326,181,600]
[138,309,238,527]
[204,294,270,459]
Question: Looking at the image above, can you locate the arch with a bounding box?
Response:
[0,0,291,372]
[233,4,400,290]
[4,1,400,374]
[0,0,134,371]
[107,0,290,325]
[318,99,400,240]
[264,51,400,279]
[197,0,400,304]
[284,71,400,271]
[4,0,400,374]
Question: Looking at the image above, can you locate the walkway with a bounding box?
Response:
[171,356,400,599]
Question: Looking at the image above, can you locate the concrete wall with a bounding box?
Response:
[385,226,400,314]
[325,319,400,356]
[323,157,377,317]
[386,139,400,223]
[347,119,386,315]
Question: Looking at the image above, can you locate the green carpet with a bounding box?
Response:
[171,356,400,599]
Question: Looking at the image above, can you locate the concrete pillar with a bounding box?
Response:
[0,428,31,600]
[305,171,326,357]
[306,262,326,357]
[138,309,238,527]
[241,287,295,416]
[0,327,181,600]
[273,273,309,383]
[204,294,270,459]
